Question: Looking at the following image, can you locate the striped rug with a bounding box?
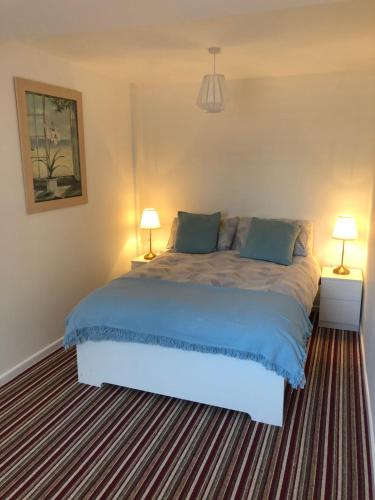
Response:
[0,314,373,499]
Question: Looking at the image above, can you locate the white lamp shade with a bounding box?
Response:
[197,74,226,113]
[140,208,160,229]
[332,215,357,240]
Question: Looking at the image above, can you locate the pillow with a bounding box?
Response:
[217,217,238,250]
[232,217,313,256]
[284,219,313,256]
[232,217,252,251]
[174,211,221,254]
[240,218,301,266]
[166,217,178,250]
[167,216,238,251]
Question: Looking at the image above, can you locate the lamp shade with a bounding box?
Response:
[140,208,160,229]
[332,215,357,240]
[197,74,226,113]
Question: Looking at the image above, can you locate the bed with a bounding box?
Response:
[65,247,320,427]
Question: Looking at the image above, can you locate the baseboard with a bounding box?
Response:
[0,337,63,387]
[359,328,375,488]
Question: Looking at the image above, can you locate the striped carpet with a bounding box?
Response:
[0,313,373,499]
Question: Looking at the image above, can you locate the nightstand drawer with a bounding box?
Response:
[131,254,162,270]
[131,261,145,270]
[321,279,362,302]
[319,299,361,327]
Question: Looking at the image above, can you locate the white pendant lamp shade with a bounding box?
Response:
[197,74,226,113]
[197,47,226,113]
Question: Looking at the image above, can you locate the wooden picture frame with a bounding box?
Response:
[14,77,88,213]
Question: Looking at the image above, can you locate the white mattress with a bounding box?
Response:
[129,251,321,313]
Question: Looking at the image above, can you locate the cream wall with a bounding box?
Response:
[135,69,375,267]
[363,183,375,462]
[135,66,375,459]
[0,42,136,377]
[2,40,375,452]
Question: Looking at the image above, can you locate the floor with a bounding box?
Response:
[0,313,373,499]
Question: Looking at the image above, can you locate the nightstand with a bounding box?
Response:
[131,255,152,270]
[319,266,363,332]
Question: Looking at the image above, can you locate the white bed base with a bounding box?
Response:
[76,341,285,426]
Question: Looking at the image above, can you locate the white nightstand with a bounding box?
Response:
[319,266,363,332]
[131,255,152,270]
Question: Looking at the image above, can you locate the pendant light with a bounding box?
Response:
[197,47,226,113]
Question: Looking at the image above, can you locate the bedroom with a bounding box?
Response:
[0,0,375,497]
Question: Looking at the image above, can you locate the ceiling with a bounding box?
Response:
[1,0,374,84]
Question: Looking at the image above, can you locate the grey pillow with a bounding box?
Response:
[168,216,239,251]
[166,218,178,250]
[285,219,313,256]
[232,217,313,256]
[217,217,238,250]
[232,217,252,251]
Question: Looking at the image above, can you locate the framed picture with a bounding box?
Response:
[14,77,88,213]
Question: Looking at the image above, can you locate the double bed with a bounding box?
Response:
[65,244,320,427]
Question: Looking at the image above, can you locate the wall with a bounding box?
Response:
[363,182,375,465]
[135,69,375,267]
[0,42,136,378]
[2,40,375,449]
[135,67,375,463]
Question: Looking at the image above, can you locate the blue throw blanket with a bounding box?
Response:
[64,277,312,388]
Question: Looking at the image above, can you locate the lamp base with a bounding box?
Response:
[143,251,156,260]
[333,264,350,275]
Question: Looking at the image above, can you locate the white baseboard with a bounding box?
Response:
[0,337,63,387]
[359,329,375,489]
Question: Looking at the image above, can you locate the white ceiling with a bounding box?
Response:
[1,0,374,84]
[0,0,344,39]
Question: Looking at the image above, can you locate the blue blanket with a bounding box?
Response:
[64,277,312,388]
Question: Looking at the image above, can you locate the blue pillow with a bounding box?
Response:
[175,211,221,254]
[240,218,301,265]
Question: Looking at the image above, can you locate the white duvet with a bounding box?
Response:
[129,250,321,313]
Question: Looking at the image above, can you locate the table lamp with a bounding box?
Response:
[140,208,160,260]
[332,215,357,275]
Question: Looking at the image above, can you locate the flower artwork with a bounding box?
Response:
[15,78,88,213]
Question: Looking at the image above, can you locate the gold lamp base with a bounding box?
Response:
[333,264,350,275]
[143,251,156,260]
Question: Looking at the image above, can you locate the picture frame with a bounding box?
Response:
[14,77,88,214]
